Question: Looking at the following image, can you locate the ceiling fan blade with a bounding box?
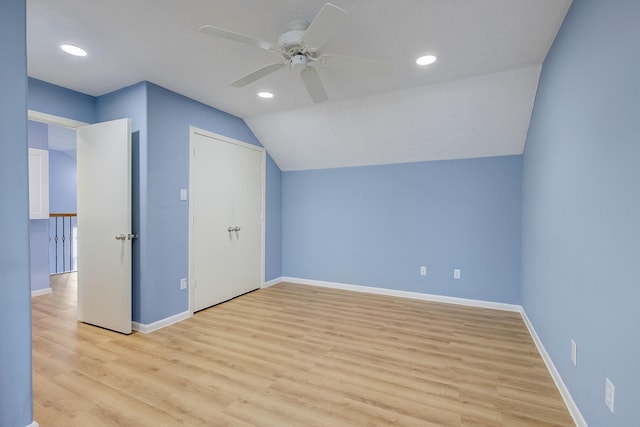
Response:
[199,25,277,52]
[301,3,350,50]
[300,67,328,103]
[318,54,396,75]
[230,62,285,87]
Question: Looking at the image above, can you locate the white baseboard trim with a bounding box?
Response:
[281,277,522,312]
[26,421,40,427]
[263,277,284,288]
[31,288,52,297]
[131,310,191,334]
[520,311,587,427]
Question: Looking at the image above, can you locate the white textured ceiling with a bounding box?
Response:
[27,0,571,171]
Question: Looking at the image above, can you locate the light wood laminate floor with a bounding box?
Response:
[32,273,574,426]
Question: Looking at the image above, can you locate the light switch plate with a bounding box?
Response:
[605,378,615,413]
[180,189,188,201]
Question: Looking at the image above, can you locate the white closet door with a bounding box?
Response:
[230,141,264,295]
[190,130,264,312]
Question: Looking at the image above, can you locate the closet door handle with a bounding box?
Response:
[233,226,241,232]
[228,226,234,232]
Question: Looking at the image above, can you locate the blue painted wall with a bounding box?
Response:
[49,150,77,213]
[27,121,50,291]
[283,156,522,304]
[521,1,640,426]
[28,120,48,149]
[30,219,50,290]
[0,1,34,426]
[28,78,96,124]
[142,82,282,324]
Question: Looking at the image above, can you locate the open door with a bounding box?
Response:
[76,118,132,334]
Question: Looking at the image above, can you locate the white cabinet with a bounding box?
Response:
[28,148,49,219]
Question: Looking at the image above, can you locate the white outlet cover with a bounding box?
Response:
[420,266,427,276]
[453,268,461,279]
[605,378,615,413]
[180,189,188,201]
[180,278,188,290]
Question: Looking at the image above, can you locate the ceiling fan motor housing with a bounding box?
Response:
[278,29,307,58]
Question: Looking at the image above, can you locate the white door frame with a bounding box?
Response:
[28,110,88,129]
[188,126,266,314]
[27,110,86,282]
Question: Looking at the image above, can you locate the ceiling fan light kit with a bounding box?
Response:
[199,2,395,104]
[291,54,308,70]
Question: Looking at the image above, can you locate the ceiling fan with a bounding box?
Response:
[199,3,395,103]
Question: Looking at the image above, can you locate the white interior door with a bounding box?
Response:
[76,118,132,334]
[190,129,264,312]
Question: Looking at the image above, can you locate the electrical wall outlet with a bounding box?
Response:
[453,268,461,279]
[571,339,577,366]
[420,266,427,276]
[605,378,615,413]
[180,278,188,290]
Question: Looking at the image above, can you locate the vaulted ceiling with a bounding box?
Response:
[27,0,572,171]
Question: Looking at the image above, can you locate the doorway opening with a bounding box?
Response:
[27,112,83,296]
[46,123,78,275]
[29,111,136,336]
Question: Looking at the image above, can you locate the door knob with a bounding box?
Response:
[228,226,234,232]
[115,233,126,240]
[233,226,241,232]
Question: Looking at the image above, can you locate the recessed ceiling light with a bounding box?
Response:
[60,44,87,57]
[257,91,274,99]
[416,55,437,66]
